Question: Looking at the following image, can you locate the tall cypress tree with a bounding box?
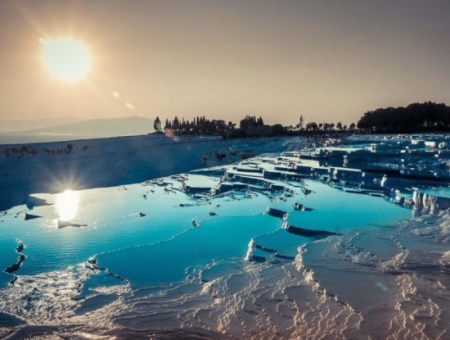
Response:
[154,116,161,131]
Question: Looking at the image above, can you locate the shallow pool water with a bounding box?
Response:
[0,169,412,338]
[0,174,410,291]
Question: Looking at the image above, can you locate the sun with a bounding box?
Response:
[41,38,90,80]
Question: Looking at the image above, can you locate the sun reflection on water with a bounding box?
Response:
[55,190,80,222]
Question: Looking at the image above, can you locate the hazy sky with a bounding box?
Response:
[0,0,449,125]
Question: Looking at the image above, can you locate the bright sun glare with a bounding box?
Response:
[41,38,90,80]
[55,189,80,222]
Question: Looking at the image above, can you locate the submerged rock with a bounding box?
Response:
[274,254,295,260]
[9,275,18,285]
[4,254,26,274]
[15,241,24,253]
[266,207,289,219]
[85,257,129,283]
[282,221,337,238]
[247,254,266,262]
[303,187,313,195]
[57,220,87,229]
[255,244,277,253]
[293,202,314,211]
[26,196,51,210]
[24,213,42,221]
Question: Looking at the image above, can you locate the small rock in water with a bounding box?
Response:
[16,241,24,253]
[25,213,42,221]
[57,220,87,229]
[4,254,26,274]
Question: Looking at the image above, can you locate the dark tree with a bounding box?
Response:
[154,116,162,131]
[306,122,318,131]
[240,116,262,130]
[271,124,284,135]
[357,102,450,133]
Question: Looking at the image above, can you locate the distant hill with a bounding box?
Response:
[0,117,82,133]
[0,116,155,145]
[21,116,155,137]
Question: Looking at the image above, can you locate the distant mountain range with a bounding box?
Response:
[0,117,82,133]
[0,116,155,144]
